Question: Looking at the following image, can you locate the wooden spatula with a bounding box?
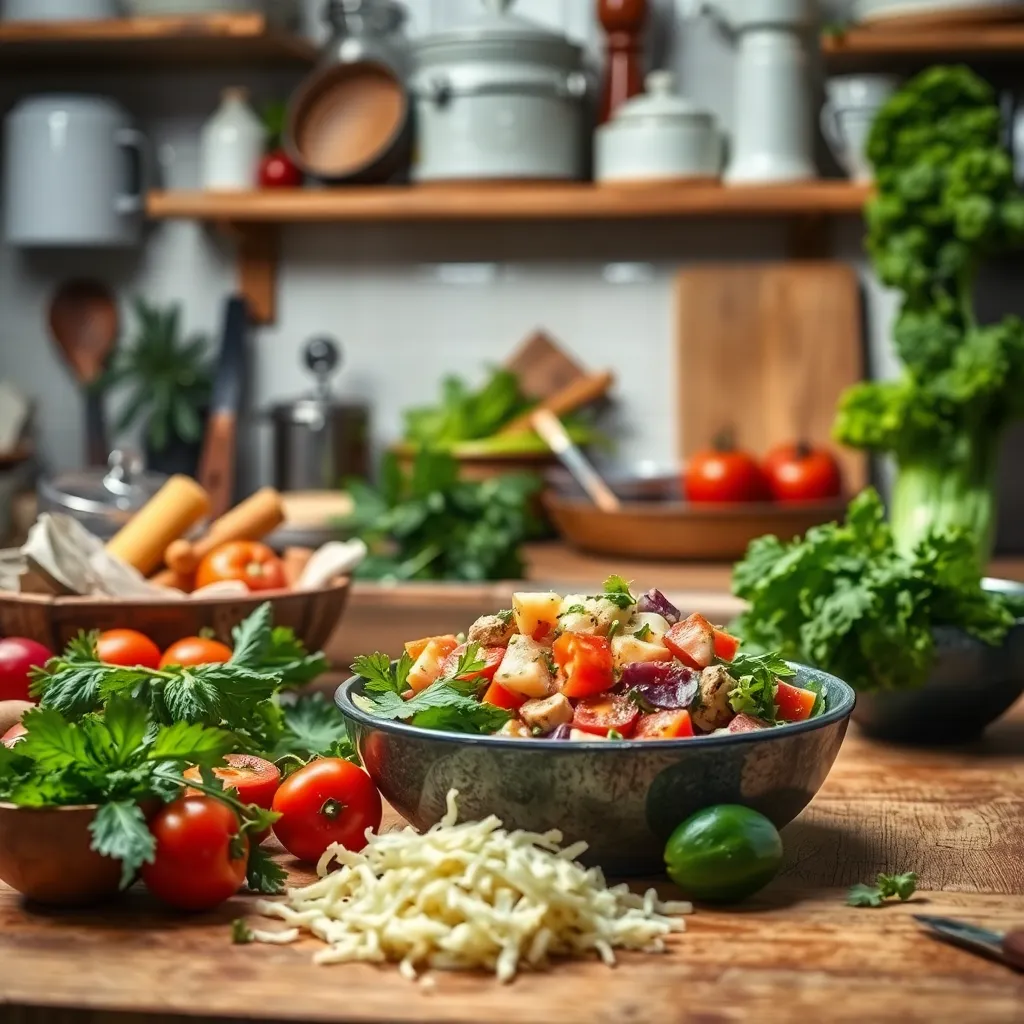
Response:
[500,370,615,436]
[532,409,621,513]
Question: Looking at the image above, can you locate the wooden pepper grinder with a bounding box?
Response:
[598,0,648,124]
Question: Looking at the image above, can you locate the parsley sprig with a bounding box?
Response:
[727,652,796,724]
[602,575,637,609]
[847,872,918,908]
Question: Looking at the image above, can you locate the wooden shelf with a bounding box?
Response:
[822,22,1024,68]
[0,13,316,70]
[148,181,870,224]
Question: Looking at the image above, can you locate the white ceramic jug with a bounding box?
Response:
[200,88,265,191]
[683,0,817,184]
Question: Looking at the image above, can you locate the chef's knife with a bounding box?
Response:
[914,915,1024,972]
[198,296,249,519]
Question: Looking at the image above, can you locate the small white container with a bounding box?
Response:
[595,71,722,185]
[199,88,265,192]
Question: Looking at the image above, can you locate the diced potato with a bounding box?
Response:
[407,638,457,693]
[512,592,562,640]
[692,664,738,732]
[626,612,671,642]
[557,595,633,638]
[520,693,573,733]
[497,720,533,739]
[494,634,555,699]
[570,728,608,742]
[611,634,673,670]
[467,613,517,646]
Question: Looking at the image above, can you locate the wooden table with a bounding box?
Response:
[2,704,1022,1024]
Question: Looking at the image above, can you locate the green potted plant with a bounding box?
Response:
[106,298,213,476]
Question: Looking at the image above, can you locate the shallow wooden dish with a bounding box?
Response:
[543,475,846,561]
[0,577,351,653]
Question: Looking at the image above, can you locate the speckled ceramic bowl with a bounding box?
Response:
[336,665,855,876]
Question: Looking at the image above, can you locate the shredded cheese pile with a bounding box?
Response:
[252,789,691,983]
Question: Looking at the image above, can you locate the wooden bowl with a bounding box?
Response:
[390,443,556,484]
[543,476,846,561]
[0,577,351,653]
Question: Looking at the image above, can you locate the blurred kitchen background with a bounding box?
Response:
[1,0,1023,552]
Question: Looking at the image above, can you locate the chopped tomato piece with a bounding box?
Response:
[440,643,504,682]
[553,633,615,698]
[634,709,695,740]
[407,636,460,693]
[663,613,716,670]
[775,681,816,722]
[571,693,639,737]
[712,627,740,662]
[404,634,457,662]
[482,680,527,711]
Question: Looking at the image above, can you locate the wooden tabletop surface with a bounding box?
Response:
[1,701,1022,1024]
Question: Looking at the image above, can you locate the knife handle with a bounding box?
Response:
[198,410,237,520]
[1003,930,1024,971]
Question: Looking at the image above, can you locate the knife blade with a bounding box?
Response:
[914,915,1024,972]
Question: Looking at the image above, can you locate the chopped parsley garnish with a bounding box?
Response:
[633,624,653,641]
[601,575,637,609]
[847,872,918,908]
[726,652,795,724]
[562,604,587,616]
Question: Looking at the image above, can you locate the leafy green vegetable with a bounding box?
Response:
[633,624,653,642]
[732,489,1014,692]
[446,642,485,681]
[847,872,918,908]
[351,651,413,695]
[727,653,795,723]
[834,66,1024,565]
[601,575,637,609]
[268,694,357,764]
[344,449,540,582]
[232,918,255,944]
[230,602,329,686]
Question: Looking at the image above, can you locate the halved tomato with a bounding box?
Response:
[634,709,694,740]
[553,633,615,698]
[712,627,740,662]
[183,754,281,843]
[571,693,639,738]
[664,613,716,670]
[775,681,816,722]
[482,680,527,711]
[440,643,504,683]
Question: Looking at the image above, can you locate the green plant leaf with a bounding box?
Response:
[147,721,235,766]
[17,708,90,771]
[90,799,156,889]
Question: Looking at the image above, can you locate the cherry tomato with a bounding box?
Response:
[195,541,286,593]
[774,681,817,722]
[141,796,248,912]
[272,758,382,863]
[571,693,640,737]
[664,613,716,670]
[0,638,52,702]
[258,149,302,189]
[763,443,843,503]
[159,637,233,669]
[712,627,740,662]
[634,709,695,740]
[183,754,280,842]
[97,629,162,670]
[553,633,615,699]
[439,644,504,683]
[482,680,526,711]
[684,445,767,503]
[2,722,27,748]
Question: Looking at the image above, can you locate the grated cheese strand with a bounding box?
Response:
[250,789,691,983]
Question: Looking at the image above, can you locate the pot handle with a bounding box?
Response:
[115,128,146,216]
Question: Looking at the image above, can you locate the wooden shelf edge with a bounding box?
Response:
[821,23,1024,63]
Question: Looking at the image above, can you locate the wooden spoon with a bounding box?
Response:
[531,409,621,513]
[48,280,118,467]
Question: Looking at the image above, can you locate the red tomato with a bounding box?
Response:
[0,638,52,702]
[763,443,843,503]
[684,446,767,503]
[195,541,286,593]
[553,633,615,698]
[141,796,248,912]
[712,627,740,662]
[160,637,233,669]
[404,635,457,661]
[440,644,504,682]
[183,754,280,842]
[571,693,640,737]
[97,629,162,670]
[258,149,302,189]
[664,614,716,670]
[272,758,383,863]
[482,680,527,710]
[2,723,27,747]
[634,709,695,740]
[775,681,817,722]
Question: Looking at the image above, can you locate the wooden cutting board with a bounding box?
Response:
[676,263,868,491]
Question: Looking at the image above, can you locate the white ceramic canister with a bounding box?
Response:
[4,95,146,248]
[199,88,266,191]
[595,70,722,184]
[2,0,120,19]
[410,0,588,183]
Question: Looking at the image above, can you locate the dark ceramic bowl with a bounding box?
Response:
[853,578,1024,745]
[336,665,855,876]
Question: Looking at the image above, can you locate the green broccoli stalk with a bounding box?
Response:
[834,66,1024,567]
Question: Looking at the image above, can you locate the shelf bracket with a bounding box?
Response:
[218,223,278,325]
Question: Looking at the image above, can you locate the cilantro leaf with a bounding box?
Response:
[365,680,511,734]
[263,627,329,686]
[246,842,286,895]
[727,652,795,723]
[846,883,886,908]
[229,602,273,669]
[17,707,90,771]
[445,642,484,681]
[89,799,156,889]
[159,664,280,728]
[878,871,918,901]
[269,693,356,762]
[602,575,637,609]
[633,623,653,641]
[101,697,151,767]
[351,652,413,695]
[147,721,235,766]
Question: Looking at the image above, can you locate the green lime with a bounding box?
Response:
[664,805,783,903]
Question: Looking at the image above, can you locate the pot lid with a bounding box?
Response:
[39,450,166,520]
[609,71,714,125]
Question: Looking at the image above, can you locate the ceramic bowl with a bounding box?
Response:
[853,578,1024,745]
[336,664,855,876]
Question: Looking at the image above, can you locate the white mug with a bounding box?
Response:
[4,95,147,248]
[821,74,899,183]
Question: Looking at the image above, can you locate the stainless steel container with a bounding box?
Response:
[266,337,370,492]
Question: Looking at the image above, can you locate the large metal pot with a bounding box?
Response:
[410,0,589,182]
